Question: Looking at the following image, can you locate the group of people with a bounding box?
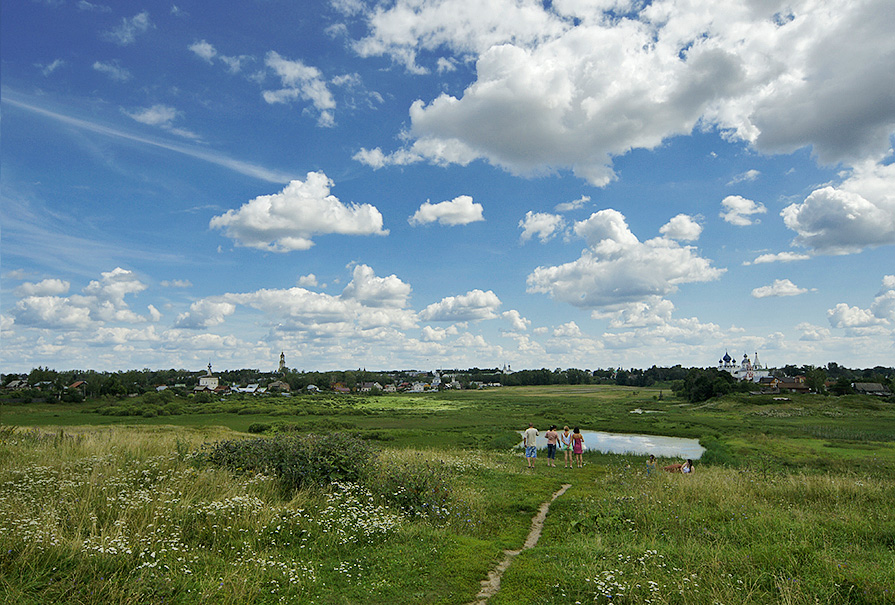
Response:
[523,423,695,475]
[522,423,586,468]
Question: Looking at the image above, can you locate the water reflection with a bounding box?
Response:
[522,430,704,459]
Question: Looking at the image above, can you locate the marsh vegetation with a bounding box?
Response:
[1,386,893,603]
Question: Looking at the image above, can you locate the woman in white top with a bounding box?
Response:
[560,426,573,468]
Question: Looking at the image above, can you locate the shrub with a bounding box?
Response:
[247,423,271,434]
[367,457,452,519]
[197,432,375,493]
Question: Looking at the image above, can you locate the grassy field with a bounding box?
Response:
[1,386,894,603]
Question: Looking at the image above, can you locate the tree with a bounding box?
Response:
[805,367,827,393]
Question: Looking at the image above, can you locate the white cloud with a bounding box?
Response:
[553,321,582,338]
[77,1,111,12]
[727,169,760,185]
[298,274,318,287]
[797,322,831,341]
[827,303,886,328]
[189,40,217,63]
[418,289,501,322]
[93,61,132,81]
[104,11,152,46]
[38,59,65,77]
[341,264,411,308]
[263,51,336,127]
[126,105,178,127]
[781,159,895,254]
[519,211,564,243]
[527,209,724,308]
[174,299,236,329]
[160,279,193,288]
[555,195,589,213]
[659,214,702,241]
[744,252,811,265]
[15,278,70,297]
[12,296,93,330]
[592,297,676,329]
[354,0,895,184]
[720,195,767,226]
[408,195,484,226]
[502,309,530,331]
[209,171,388,252]
[751,279,809,298]
[10,268,149,330]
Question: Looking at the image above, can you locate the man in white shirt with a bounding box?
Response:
[523,422,539,468]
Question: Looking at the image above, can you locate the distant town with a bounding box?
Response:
[2,351,893,403]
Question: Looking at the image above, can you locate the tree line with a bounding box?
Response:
[3,362,893,401]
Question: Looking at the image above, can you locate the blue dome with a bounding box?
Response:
[722,352,732,363]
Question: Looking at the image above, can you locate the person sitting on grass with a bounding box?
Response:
[681,459,695,474]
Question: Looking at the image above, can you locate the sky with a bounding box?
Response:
[1,0,894,374]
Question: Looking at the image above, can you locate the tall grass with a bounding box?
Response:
[2,426,893,603]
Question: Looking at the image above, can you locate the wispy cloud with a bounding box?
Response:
[2,93,295,183]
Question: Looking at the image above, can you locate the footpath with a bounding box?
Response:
[468,483,572,604]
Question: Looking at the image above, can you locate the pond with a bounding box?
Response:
[522,429,704,459]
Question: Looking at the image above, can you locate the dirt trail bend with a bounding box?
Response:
[468,483,571,605]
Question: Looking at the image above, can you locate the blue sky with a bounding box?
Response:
[2,0,894,373]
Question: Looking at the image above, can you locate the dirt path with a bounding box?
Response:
[468,483,571,605]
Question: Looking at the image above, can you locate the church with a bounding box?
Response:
[718,351,770,382]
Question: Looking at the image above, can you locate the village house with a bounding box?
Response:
[853,382,892,396]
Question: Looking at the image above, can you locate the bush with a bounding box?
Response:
[699,434,736,467]
[367,458,451,519]
[197,432,375,492]
[247,423,271,434]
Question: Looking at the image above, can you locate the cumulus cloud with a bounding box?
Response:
[352,0,895,183]
[781,159,895,254]
[298,274,319,287]
[418,289,501,322]
[189,39,217,63]
[15,278,70,297]
[720,195,767,226]
[519,211,564,243]
[341,264,411,308]
[93,60,131,81]
[104,11,151,46]
[827,303,886,328]
[263,51,336,127]
[502,309,530,331]
[553,321,582,338]
[591,297,676,329]
[209,171,388,252]
[10,268,149,329]
[744,252,811,265]
[659,214,702,241]
[408,195,484,226]
[751,279,809,298]
[174,299,236,329]
[527,209,724,308]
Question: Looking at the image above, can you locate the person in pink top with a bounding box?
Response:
[571,427,585,468]
[544,425,559,467]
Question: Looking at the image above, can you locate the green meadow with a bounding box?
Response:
[1,386,893,603]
